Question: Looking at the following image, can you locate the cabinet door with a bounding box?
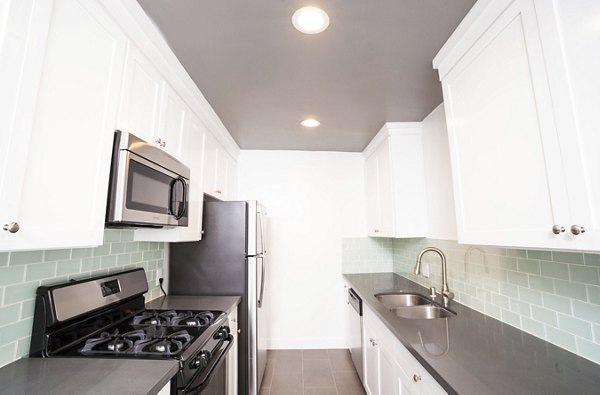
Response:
[442,0,570,249]
[228,160,238,200]
[158,83,187,159]
[203,131,218,198]
[3,0,126,251]
[364,324,379,395]
[365,152,381,236]
[117,45,162,144]
[379,347,399,395]
[0,0,52,247]
[536,0,600,250]
[215,147,229,199]
[375,140,395,237]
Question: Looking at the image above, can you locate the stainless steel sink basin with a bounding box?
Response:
[393,305,456,319]
[375,293,432,309]
[374,292,457,320]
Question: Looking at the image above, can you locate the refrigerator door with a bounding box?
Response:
[257,255,267,389]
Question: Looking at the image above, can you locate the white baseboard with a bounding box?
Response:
[267,337,348,350]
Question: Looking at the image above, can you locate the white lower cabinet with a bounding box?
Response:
[227,308,239,395]
[362,304,446,395]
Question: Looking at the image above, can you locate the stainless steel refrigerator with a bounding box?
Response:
[168,200,267,395]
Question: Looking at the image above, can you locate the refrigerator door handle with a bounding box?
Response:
[257,256,266,308]
[258,209,266,254]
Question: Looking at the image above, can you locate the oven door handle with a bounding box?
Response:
[181,335,233,394]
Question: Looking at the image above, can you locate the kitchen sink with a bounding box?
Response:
[375,293,432,309]
[393,305,456,319]
[374,292,456,320]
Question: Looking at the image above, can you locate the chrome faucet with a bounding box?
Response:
[414,247,454,306]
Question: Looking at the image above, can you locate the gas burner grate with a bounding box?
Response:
[131,310,217,327]
[79,328,193,357]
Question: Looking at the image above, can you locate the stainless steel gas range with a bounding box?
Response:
[29,268,233,394]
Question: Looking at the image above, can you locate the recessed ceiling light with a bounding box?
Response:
[292,7,330,34]
[301,118,320,127]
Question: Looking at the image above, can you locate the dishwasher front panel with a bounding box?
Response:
[348,288,364,383]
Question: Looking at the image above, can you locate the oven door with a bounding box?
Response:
[179,335,233,395]
[108,149,189,227]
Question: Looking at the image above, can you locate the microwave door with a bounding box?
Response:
[117,152,178,226]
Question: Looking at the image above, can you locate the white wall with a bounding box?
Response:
[237,150,366,349]
[422,104,458,240]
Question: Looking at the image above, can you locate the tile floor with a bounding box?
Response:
[259,349,366,395]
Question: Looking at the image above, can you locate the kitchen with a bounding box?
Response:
[1,0,599,394]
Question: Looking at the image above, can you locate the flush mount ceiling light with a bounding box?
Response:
[301,118,320,127]
[292,7,330,34]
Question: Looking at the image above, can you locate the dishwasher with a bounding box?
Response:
[347,288,364,383]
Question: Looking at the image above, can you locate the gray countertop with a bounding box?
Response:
[0,295,241,395]
[0,358,179,395]
[344,272,600,395]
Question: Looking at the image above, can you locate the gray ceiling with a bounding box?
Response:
[138,0,476,152]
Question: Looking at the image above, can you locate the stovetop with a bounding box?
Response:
[54,309,224,359]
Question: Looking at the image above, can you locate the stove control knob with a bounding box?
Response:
[190,351,210,369]
[215,326,230,340]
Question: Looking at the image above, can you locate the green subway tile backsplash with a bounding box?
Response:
[342,237,600,366]
[0,229,164,368]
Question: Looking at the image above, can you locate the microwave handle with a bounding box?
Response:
[169,177,187,219]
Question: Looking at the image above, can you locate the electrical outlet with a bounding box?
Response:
[156,269,163,286]
[421,262,430,278]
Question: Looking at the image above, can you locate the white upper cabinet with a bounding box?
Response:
[203,131,236,201]
[433,0,599,251]
[215,147,230,199]
[0,0,127,251]
[157,83,188,159]
[117,45,162,144]
[363,123,427,238]
[118,45,187,159]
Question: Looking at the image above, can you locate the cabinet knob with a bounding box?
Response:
[3,222,20,233]
[552,225,565,235]
[216,190,222,194]
[413,374,421,382]
[237,328,241,334]
[155,137,162,144]
[161,141,166,147]
[570,225,586,235]
[373,229,380,233]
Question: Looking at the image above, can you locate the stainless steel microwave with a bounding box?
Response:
[106,131,190,227]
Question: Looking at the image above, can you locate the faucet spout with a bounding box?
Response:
[414,247,454,306]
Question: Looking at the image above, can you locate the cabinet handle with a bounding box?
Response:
[216,190,222,194]
[374,229,380,233]
[570,225,586,235]
[237,328,241,334]
[552,225,565,235]
[413,374,421,382]
[3,222,20,233]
